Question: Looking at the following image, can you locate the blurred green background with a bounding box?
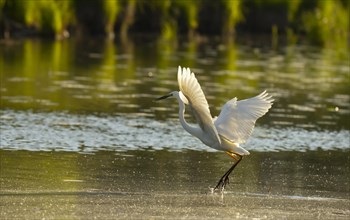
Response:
[1,0,349,47]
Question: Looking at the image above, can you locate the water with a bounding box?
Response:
[1,150,349,219]
[1,36,349,219]
[0,111,349,152]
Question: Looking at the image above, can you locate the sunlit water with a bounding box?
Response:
[1,36,349,219]
[0,110,349,152]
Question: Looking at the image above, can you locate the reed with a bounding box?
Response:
[15,0,73,38]
[302,0,348,47]
[174,0,199,36]
[223,0,243,35]
[103,0,120,38]
[1,0,348,49]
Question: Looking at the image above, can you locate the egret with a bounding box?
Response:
[156,66,273,191]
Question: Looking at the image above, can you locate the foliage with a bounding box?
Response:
[174,0,199,33]
[301,0,349,47]
[103,0,120,38]
[223,0,243,35]
[0,0,348,48]
[2,0,74,38]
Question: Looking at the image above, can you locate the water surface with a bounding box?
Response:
[1,36,349,219]
[1,150,349,219]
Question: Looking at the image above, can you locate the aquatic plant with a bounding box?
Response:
[287,0,302,21]
[40,1,62,35]
[302,0,349,48]
[120,0,136,39]
[0,0,73,38]
[223,0,243,35]
[103,0,120,38]
[271,24,278,49]
[158,0,177,41]
[0,0,348,50]
[174,0,199,37]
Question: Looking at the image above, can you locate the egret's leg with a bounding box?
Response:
[214,152,242,191]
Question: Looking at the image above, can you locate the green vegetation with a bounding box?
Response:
[302,0,349,48]
[1,0,349,47]
[223,0,243,35]
[175,0,199,37]
[3,0,74,38]
[103,0,120,38]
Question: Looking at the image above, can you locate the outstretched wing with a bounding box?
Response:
[214,91,273,144]
[178,66,221,145]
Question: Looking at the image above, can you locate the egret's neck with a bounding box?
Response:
[174,92,201,138]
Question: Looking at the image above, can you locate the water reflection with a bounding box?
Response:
[1,37,348,130]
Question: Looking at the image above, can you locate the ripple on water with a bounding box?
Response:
[0,110,349,153]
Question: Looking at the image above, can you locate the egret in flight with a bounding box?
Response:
[156,66,273,191]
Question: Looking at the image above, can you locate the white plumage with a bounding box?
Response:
[156,66,274,190]
[214,90,274,144]
[176,66,273,155]
[177,67,222,150]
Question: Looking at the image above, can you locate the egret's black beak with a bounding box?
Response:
[155,93,172,101]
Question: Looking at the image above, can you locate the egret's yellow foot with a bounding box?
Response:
[225,151,241,161]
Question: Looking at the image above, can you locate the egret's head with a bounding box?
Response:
[155,91,189,104]
[155,92,173,101]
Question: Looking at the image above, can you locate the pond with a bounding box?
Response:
[0,35,349,219]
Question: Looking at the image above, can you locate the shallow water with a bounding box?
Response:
[1,36,349,219]
[0,110,349,152]
[1,150,349,219]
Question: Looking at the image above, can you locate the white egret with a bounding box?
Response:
[156,66,273,191]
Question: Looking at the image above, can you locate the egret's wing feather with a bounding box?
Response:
[178,66,221,145]
[214,91,273,144]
